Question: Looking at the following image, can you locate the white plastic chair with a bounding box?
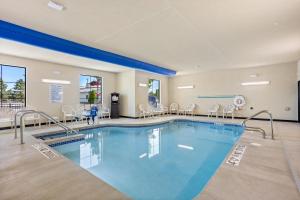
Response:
[138,104,152,118]
[160,104,169,115]
[208,104,220,118]
[223,104,235,119]
[98,104,110,119]
[169,103,179,115]
[62,105,76,123]
[152,104,164,116]
[178,105,187,115]
[73,105,86,123]
[0,108,15,129]
[185,104,196,116]
[23,106,41,127]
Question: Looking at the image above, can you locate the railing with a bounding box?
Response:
[14,110,78,144]
[242,110,274,140]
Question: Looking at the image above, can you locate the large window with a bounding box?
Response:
[0,65,26,109]
[80,75,102,108]
[148,79,160,107]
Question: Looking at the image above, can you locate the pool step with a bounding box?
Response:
[44,134,85,147]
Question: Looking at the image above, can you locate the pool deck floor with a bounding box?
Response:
[0,116,299,200]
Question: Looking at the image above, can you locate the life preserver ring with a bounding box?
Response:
[233,95,246,109]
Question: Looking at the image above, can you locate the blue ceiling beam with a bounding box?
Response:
[0,20,176,76]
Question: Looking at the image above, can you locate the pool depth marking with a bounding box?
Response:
[32,143,59,159]
[226,144,246,166]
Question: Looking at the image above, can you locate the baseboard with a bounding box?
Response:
[119,115,139,119]
[192,114,298,123]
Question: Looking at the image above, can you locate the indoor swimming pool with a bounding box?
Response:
[53,120,244,199]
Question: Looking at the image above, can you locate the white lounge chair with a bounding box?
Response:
[152,104,164,116]
[185,104,196,116]
[138,104,152,118]
[169,103,179,115]
[0,108,15,129]
[98,104,110,119]
[208,104,220,118]
[178,105,187,115]
[62,105,76,123]
[223,104,235,119]
[73,105,86,123]
[23,106,41,127]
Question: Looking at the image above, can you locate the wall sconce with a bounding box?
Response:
[138,83,147,87]
[177,85,194,89]
[41,79,71,84]
[241,81,270,86]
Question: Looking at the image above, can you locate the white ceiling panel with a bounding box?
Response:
[0,0,299,74]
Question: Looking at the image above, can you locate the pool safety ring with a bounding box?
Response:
[233,95,246,108]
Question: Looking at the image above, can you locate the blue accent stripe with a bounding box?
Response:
[0,20,176,76]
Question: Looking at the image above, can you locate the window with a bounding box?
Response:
[0,65,26,109]
[80,75,102,109]
[148,79,160,107]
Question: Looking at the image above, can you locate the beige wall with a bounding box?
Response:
[169,62,298,120]
[297,60,300,81]
[0,54,117,123]
[116,70,136,117]
[1,53,298,124]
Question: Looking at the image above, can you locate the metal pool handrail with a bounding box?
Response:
[14,109,36,139]
[242,110,274,140]
[16,110,78,144]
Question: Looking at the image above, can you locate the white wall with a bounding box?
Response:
[169,62,298,120]
[1,53,298,124]
[116,70,136,117]
[297,60,300,81]
[0,54,117,124]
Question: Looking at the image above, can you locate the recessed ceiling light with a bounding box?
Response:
[249,74,259,78]
[48,1,65,11]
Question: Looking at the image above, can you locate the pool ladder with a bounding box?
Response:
[242,110,274,140]
[14,110,78,144]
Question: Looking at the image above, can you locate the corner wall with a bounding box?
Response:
[116,70,136,117]
[169,62,298,120]
[116,70,169,118]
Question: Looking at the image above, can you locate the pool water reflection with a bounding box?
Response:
[54,120,243,200]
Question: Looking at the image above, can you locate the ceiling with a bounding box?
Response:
[0,39,129,73]
[0,0,300,75]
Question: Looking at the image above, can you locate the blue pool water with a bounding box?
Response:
[53,120,244,200]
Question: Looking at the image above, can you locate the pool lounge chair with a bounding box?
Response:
[23,106,41,127]
[0,108,15,129]
[208,104,220,118]
[62,105,76,123]
[98,104,111,119]
[178,105,187,115]
[185,104,196,116]
[152,104,164,116]
[169,103,179,115]
[138,104,152,118]
[223,104,235,119]
[73,105,86,123]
